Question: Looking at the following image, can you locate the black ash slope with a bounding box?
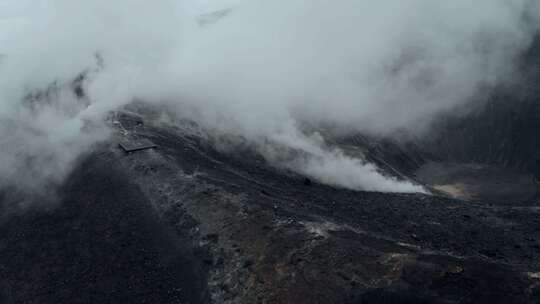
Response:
[1,110,539,304]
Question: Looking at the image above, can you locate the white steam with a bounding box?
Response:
[0,0,539,193]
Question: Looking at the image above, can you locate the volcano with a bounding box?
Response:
[1,87,539,304]
[1,4,540,303]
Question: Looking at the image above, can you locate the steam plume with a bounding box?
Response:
[1,0,538,193]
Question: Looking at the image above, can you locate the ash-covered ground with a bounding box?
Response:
[0,104,539,304]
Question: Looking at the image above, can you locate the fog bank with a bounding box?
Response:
[1,0,539,193]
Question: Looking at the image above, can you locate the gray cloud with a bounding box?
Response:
[1,0,538,193]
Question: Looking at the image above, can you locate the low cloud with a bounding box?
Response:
[0,0,538,193]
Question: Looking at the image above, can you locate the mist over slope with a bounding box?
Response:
[0,0,539,193]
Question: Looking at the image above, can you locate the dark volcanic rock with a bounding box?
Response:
[0,155,208,303]
[0,109,539,303]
